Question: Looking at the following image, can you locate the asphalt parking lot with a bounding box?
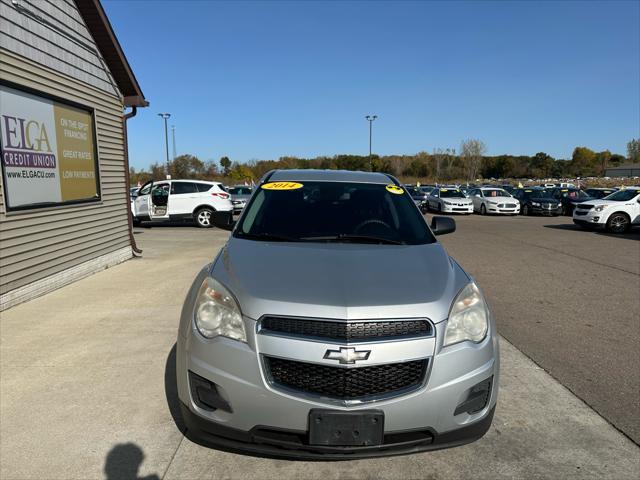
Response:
[1,215,639,479]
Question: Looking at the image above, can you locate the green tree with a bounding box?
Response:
[220,156,232,175]
[169,154,205,179]
[571,147,597,176]
[627,139,640,162]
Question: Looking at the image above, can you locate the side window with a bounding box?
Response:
[432,189,439,197]
[139,183,152,195]
[171,182,198,195]
[152,183,169,193]
[196,183,212,193]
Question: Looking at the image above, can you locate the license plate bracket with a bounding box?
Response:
[308,409,384,446]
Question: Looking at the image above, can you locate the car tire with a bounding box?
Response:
[195,208,214,228]
[132,217,141,226]
[480,204,486,215]
[606,212,631,234]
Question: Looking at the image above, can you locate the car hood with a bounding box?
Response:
[211,238,470,323]
[442,198,472,203]
[565,196,593,204]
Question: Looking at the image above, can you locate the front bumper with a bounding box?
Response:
[441,204,473,214]
[180,401,495,460]
[486,205,519,214]
[177,317,499,458]
[528,205,561,216]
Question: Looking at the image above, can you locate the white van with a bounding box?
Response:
[132,180,233,228]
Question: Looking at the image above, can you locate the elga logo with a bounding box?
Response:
[2,115,53,152]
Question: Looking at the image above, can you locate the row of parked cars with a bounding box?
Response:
[404,183,640,233]
[128,178,639,234]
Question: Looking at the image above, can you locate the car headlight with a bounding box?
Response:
[443,201,451,205]
[443,283,489,347]
[194,277,246,342]
[531,202,540,207]
[594,205,608,212]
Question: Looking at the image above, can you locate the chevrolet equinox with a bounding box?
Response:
[176,169,499,459]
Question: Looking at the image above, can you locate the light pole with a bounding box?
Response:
[158,113,171,177]
[171,125,177,161]
[365,115,377,171]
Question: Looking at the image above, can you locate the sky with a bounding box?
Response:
[102,0,640,169]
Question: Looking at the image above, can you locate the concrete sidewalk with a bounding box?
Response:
[1,226,638,480]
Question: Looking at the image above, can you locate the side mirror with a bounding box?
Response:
[431,216,456,236]
[211,211,236,231]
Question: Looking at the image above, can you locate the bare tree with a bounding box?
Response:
[460,139,486,181]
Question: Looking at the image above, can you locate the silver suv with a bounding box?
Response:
[177,169,499,459]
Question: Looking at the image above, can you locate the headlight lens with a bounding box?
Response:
[531,202,540,207]
[443,283,489,346]
[594,204,608,212]
[194,277,246,342]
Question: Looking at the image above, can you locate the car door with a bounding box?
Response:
[133,181,152,217]
[149,182,170,220]
[632,193,640,224]
[170,181,199,216]
[429,189,439,209]
[470,189,482,210]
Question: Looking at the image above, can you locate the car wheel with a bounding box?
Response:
[195,208,214,228]
[132,217,141,226]
[522,204,529,216]
[606,212,631,234]
[480,204,486,215]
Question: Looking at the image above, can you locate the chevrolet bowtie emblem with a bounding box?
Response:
[324,347,371,364]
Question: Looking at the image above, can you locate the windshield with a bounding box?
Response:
[561,189,589,199]
[604,189,639,201]
[440,189,466,198]
[235,181,435,245]
[405,187,423,197]
[483,189,510,197]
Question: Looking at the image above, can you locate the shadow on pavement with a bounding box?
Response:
[543,223,640,240]
[104,443,160,480]
[165,343,186,433]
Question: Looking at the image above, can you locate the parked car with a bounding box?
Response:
[573,187,640,233]
[129,187,139,215]
[427,187,473,214]
[404,185,429,206]
[546,187,593,216]
[584,187,618,199]
[512,187,561,216]
[177,169,498,458]
[468,187,520,215]
[227,185,253,214]
[419,185,436,195]
[132,179,233,228]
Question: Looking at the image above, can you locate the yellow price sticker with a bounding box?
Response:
[261,182,303,191]
[441,188,448,192]
[385,184,404,195]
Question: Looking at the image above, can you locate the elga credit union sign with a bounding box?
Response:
[0,84,100,210]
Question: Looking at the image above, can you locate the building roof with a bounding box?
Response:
[605,163,640,170]
[75,0,148,107]
[268,169,395,184]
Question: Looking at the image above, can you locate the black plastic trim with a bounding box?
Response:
[180,403,495,460]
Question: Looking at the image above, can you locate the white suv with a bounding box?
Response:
[573,187,640,233]
[132,180,233,228]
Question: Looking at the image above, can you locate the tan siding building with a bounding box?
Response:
[0,0,147,310]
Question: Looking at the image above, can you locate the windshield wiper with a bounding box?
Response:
[235,232,300,242]
[301,234,404,245]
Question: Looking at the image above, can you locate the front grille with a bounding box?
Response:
[265,357,428,400]
[260,316,431,341]
[577,204,594,210]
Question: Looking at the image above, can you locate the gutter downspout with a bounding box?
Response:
[123,106,142,255]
